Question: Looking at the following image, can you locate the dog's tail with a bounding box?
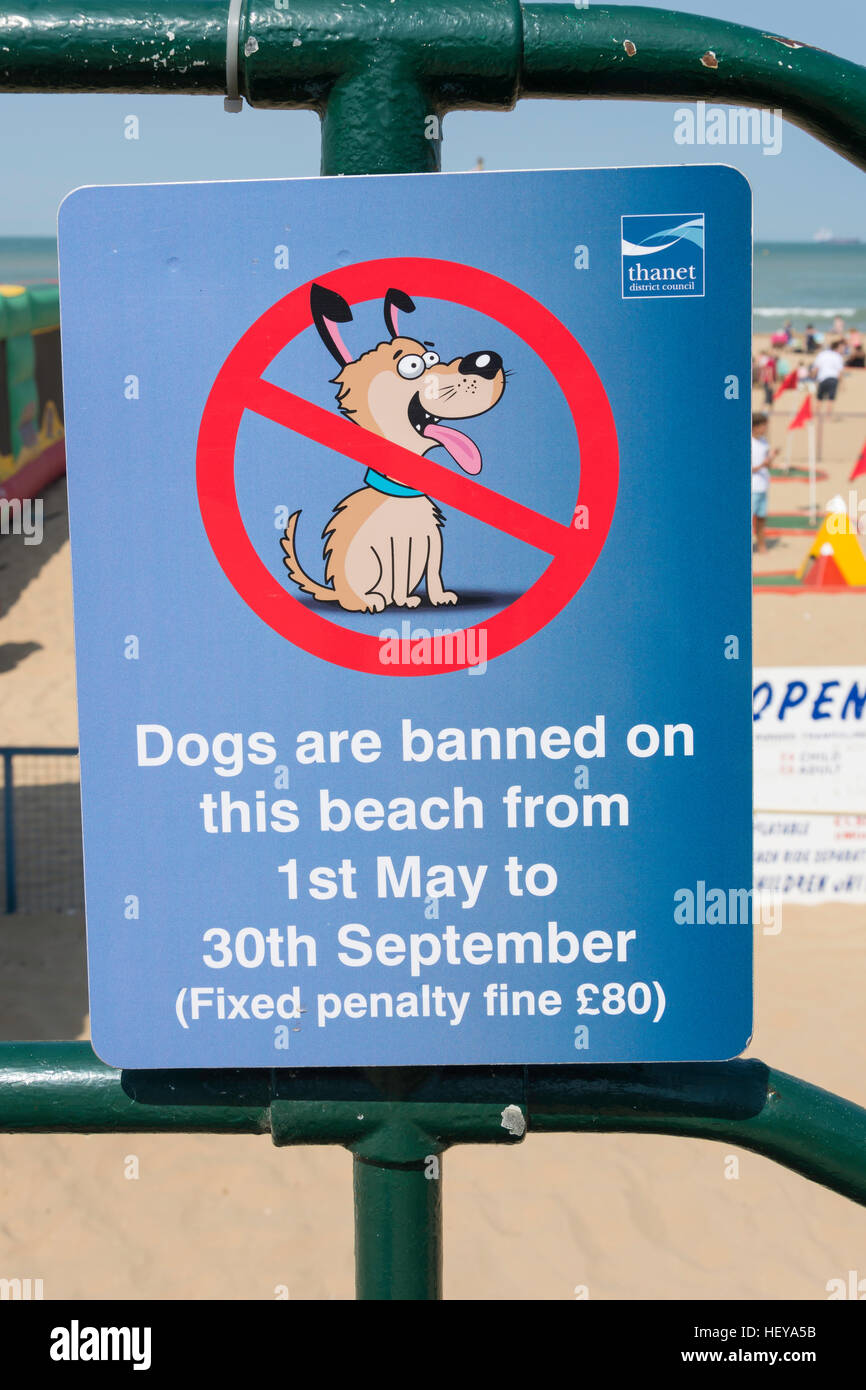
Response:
[280,511,338,602]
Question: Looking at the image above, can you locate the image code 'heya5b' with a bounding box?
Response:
[58,164,753,1069]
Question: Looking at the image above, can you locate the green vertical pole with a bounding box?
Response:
[322,67,439,177]
[319,49,444,1297]
[353,1152,442,1300]
[3,751,16,913]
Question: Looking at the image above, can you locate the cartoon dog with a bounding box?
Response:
[280,283,506,612]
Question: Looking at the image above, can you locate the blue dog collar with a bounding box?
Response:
[364,467,423,498]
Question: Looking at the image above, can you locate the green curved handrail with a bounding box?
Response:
[0,3,864,173]
[2,1043,865,1208]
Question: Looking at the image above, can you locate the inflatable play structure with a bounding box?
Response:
[0,282,65,505]
[755,500,866,592]
[797,512,866,589]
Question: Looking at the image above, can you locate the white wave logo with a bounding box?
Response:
[621,217,705,258]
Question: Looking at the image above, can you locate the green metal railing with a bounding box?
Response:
[1,3,866,173]
[1,3,865,1299]
[4,1046,866,1300]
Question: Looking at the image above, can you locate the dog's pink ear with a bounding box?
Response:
[311,283,354,367]
[384,288,415,340]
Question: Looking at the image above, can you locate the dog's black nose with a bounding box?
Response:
[458,350,503,380]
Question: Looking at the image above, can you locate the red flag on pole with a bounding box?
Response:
[850,442,866,482]
[773,367,799,401]
[788,393,812,431]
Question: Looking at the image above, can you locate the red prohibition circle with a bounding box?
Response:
[196,257,619,675]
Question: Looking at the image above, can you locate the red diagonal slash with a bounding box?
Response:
[197,255,618,675]
[246,377,576,557]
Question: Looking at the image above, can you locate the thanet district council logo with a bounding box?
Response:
[621,212,705,299]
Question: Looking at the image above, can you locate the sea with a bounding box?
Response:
[752,242,866,333]
[1,235,864,334]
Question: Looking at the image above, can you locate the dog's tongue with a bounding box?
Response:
[423,422,482,475]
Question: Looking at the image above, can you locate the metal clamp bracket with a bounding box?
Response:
[224,0,244,112]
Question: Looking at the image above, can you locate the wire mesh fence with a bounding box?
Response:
[0,748,83,914]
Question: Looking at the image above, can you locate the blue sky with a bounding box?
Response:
[0,0,863,239]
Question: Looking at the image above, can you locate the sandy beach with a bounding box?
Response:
[1,345,865,1300]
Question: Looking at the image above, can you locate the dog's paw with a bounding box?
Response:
[397,596,422,609]
[363,594,387,613]
[432,591,458,606]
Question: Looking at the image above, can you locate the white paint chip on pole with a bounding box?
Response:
[500,1105,526,1138]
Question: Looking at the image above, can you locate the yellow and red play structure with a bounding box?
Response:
[796,512,866,589]
[0,282,65,506]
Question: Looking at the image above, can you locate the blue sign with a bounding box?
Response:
[58,165,753,1068]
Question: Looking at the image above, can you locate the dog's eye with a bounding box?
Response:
[397,355,426,379]
[423,351,440,368]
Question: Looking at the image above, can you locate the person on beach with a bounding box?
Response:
[847,328,864,368]
[805,324,819,353]
[751,412,779,555]
[812,339,846,417]
[758,353,777,407]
